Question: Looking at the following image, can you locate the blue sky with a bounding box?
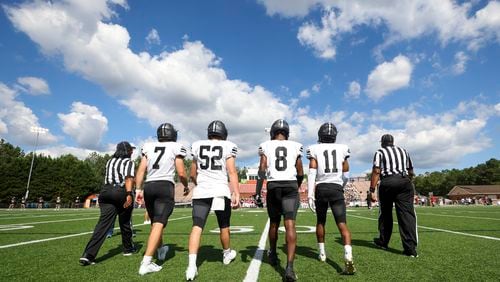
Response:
[0,0,499,175]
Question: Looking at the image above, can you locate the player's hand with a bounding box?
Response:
[124,195,133,208]
[135,190,144,205]
[183,186,190,196]
[308,197,316,213]
[231,193,240,209]
[369,192,377,202]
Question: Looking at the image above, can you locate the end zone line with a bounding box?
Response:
[243,219,270,282]
[0,216,191,249]
[350,214,500,241]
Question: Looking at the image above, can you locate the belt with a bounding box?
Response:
[381,173,407,179]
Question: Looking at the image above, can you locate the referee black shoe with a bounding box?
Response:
[403,249,418,258]
[373,238,388,250]
[79,257,95,266]
[284,266,297,282]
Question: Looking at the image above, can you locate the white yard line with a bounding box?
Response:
[6,217,98,225]
[350,214,500,241]
[416,212,500,221]
[0,216,191,249]
[243,219,270,282]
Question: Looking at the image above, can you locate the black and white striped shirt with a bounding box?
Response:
[104,157,135,186]
[373,145,413,177]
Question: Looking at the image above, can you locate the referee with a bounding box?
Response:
[80,141,137,265]
[370,134,418,257]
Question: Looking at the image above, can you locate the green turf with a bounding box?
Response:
[1,206,499,281]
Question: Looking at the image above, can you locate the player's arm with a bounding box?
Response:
[226,156,240,208]
[175,156,189,195]
[295,156,304,187]
[190,159,198,186]
[307,157,317,213]
[256,154,268,194]
[342,158,350,187]
[134,156,147,204]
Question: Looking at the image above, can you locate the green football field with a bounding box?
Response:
[1,205,499,281]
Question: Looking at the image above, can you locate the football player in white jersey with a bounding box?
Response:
[135,123,189,276]
[306,122,355,274]
[185,120,240,281]
[258,119,303,282]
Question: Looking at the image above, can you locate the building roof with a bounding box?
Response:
[447,185,500,196]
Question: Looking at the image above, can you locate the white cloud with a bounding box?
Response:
[16,76,50,95]
[366,55,413,101]
[4,0,289,159]
[58,102,108,150]
[259,0,500,58]
[0,83,57,146]
[452,51,469,75]
[146,28,160,45]
[345,81,361,99]
[299,89,310,98]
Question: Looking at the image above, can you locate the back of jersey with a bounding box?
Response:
[259,140,303,182]
[191,139,238,198]
[307,143,350,185]
[142,141,187,183]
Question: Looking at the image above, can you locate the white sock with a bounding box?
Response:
[344,245,353,261]
[223,248,231,255]
[142,255,152,264]
[318,242,325,254]
[188,254,197,268]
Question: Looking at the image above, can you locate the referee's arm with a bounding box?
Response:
[369,166,381,194]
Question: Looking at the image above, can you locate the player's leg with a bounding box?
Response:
[266,185,281,266]
[215,197,237,265]
[186,198,211,280]
[331,198,355,274]
[394,180,418,257]
[315,197,328,261]
[281,185,299,282]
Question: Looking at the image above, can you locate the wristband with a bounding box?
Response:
[126,191,133,196]
[369,187,375,193]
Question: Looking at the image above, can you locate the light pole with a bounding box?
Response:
[25,126,48,200]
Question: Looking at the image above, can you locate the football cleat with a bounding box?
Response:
[267,250,278,266]
[138,261,162,275]
[157,245,169,261]
[318,252,326,262]
[343,260,356,275]
[223,249,237,265]
[284,266,297,282]
[185,266,198,281]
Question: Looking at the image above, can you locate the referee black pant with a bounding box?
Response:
[377,175,418,252]
[81,185,135,261]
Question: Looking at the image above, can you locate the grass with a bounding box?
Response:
[1,205,499,281]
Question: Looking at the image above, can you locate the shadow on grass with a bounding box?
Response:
[334,237,402,255]
[95,242,144,263]
[294,245,343,273]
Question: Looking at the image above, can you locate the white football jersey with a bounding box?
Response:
[191,139,238,199]
[307,143,350,185]
[141,141,187,183]
[259,140,303,181]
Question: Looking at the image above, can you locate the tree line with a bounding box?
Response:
[0,139,248,206]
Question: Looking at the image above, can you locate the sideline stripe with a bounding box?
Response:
[416,212,500,221]
[350,214,500,241]
[243,219,270,282]
[0,216,191,249]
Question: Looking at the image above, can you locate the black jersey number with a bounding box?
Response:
[200,145,223,170]
[152,147,165,169]
[322,149,338,173]
[275,146,287,171]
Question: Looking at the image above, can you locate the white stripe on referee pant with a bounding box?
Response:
[243,219,270,282]
[0,216,191,249]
